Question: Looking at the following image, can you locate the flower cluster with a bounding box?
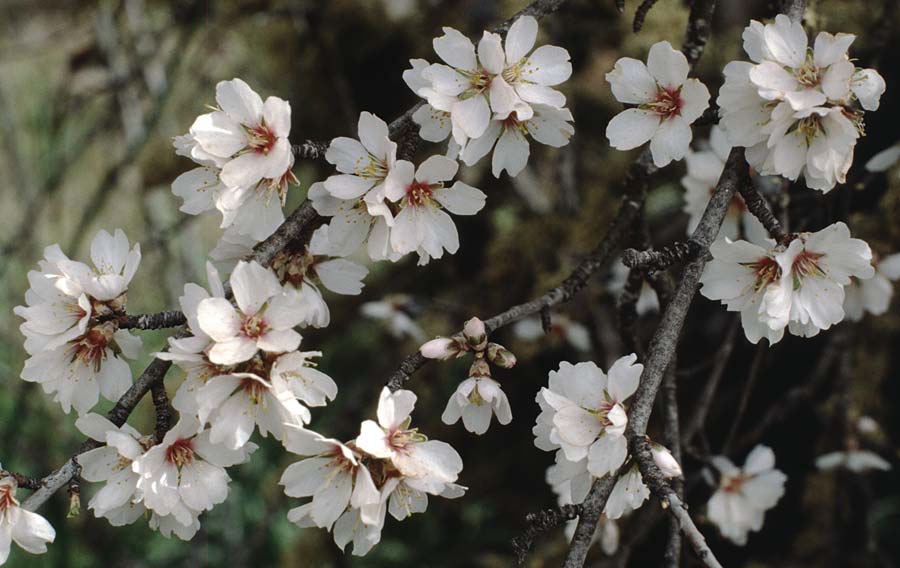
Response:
[15,229,142,414]
[706,445,786,545]
[311,115,487,265]
[700,222,874,344]
[280,387,464,555]
[403,16,574,177]
[606,41,710,168]
[718,16,886,192]
[420,317,515,434]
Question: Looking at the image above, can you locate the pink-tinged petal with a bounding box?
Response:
[646,41,689,89]
[606,58,656,105]
[196,297,242,341]
[477,31,505,75]
[208,336,258,365]
[452,95,491,139]
[505,16,538,64]
[216,78,263,125]
[433,27,476,70]
[649,116,692,167]
[606,109,660,151]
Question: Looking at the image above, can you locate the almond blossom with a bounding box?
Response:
[865,143,900,172]
[178,79,296,239]
[706,445,786,545]
[0,468,55,565]
[718,16,886,192]
[132,417,256,530]
[386,155,486,264]
[843,252,900,321]
[681,125,768,243]
[815,450,891,473]
[458,104,574,177]
[606,41,710,168]
[512,313,591,352]
[360,295,426,342]
[533,355,643,478]
[604,464,650,520]
[323,112,403,222]
[355,387,464,492]
[196,260,305,365]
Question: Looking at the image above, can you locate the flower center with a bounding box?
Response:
[0,482,18,514]
[644,87,683,119]
[595,398,621,428]
[721,474,747,494]
[165,438,195,468]
[242,313,268,338]
[792,249,826,287]
[68,322,115,372]
[468,68,493,94]
[796,115,824,145]
[742,256,781,292]
[246,123,277,154]
[406,180,435,207]
[241,377,267,404]
[355,156,389,180]
[256,169,298,206]
[795,53,821,88]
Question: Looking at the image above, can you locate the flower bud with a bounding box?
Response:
[469,356,491,379]
[463,317,487,349]
[419,337,463,360]
[651,443,683,478]
[486,342,517,368]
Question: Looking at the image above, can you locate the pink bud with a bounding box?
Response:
[651,443,683,478]
[420,337,461,360]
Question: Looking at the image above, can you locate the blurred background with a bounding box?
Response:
[1,0,899,566]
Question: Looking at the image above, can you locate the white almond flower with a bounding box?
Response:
[64,228,142,302]
[324,112,403,222]
[21,322,142,414]
[14,246,92,354]
[681,126,768,243]
[719,16,885,192]
[843,253,900,321]
[458,105,574,177]
[777,222,873,337]
[309,181,401,262]
[360,295,426,342]
[700,238,791,345]
[385,155,486,264]
[402,59,462,159]
[865,143,900,172]
[196,260,305,365]
[533,355,643,478]
[815,450,891,473]
[281,427,380,531]
[0,469,56,564]
[188,78,292,190]
[441,376,512,435]
[269,226,370,329]
[606,41,710,168]
[604,464,650,520]
[132,417,256,528]
[355,387,464,492]
[75,413,151,523]
[512,314,591,352]
[498,16,572,114]
[707,445,786,545]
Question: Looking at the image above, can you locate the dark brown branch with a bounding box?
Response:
[681,316,739,443]
[682,0,718,66]
[512,504,583,565]
[622,241,702,273]
[633,0,661,32]
[662,361,683,568]
[564,474,620,568]
[150,381,174,443]
[0,472,43,491]
[739,182,788,243]
[119,310,187,330]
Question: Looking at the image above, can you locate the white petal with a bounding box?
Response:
[606,109,660,151]
[646,41,688,89]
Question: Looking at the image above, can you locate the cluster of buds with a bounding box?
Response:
[420,317,515,435]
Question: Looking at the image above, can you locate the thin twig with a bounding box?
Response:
[720,342,766,453]
[681,317,739,443]
[119,310,187,330]
[633,0,661,32]
[512,504,583,565]
[682,0,718,66]
[738,182,788,243]
[622,241,702,273]
[662,361,683,568]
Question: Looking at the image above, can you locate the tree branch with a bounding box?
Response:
[738,182,788,243]
[119,310,187,330]
[512,504,583,565]
[622,241,702,273]
[682,0,718,66]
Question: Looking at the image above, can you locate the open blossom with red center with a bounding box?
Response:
[707,445,787,545]
[165,438,195,468]
[384,155,486,265]
[606,41,710,167]
[196,260,305,366]
[534,355,643,478]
